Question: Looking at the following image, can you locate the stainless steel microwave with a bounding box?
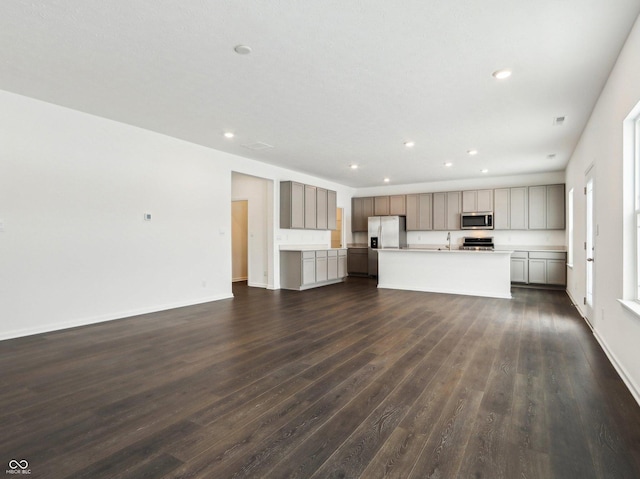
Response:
[461,211,494,230]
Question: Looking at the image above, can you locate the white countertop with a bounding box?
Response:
[377,248,513,254]
[279,245,346,251]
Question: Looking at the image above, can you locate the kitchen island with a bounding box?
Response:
[377,248,513,299]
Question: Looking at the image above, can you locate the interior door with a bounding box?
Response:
[585,170,595,325]
[232,200,248,282]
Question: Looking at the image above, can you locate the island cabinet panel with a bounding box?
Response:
[510,187,529,230]
[434,191,461,230]
[304,185,317,229]
[374,196,390,216]
[327,190,337,230]
[316,187,328,230]
[389,195,406,215]
[352,197,374,232]
[280,181,306,229]
[494,188,510,230]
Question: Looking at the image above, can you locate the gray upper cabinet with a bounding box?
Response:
[304,185,317,229]
[352,197,374,232]
[434,191,460,230]
[529,184,565,230]
[374,196,390,216]
[327,190,337,230]
[494,188,510,229]
[528,185,547,230]
[433,192,447,230]
[281,181,337,230]
[462,189,493,213]
[546,184,565,229]
[389,195,406,215]
[446,191,462,230]
[280,181,305,229]
[510,187,528,230]
[494,187,528,230]
[406,193,432,231]
[316,187,328,230]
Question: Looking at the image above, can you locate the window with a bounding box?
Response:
[620,100,640,314]
[635,117,640,300]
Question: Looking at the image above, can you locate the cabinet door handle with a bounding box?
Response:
[587,257,594,262]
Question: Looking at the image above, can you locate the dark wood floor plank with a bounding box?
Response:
[0,280,638,479]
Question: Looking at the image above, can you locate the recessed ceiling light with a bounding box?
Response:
[467,149,478,156]
[444,162,453,167]
[492,69,512,80]
[350,164,359,169]
[234,45,252,55]
[404,141,415,148]
[224,132,235,138]
[481,168,489,174]
[384,178,390,183]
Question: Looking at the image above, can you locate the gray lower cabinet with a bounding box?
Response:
[316,250,328,282]
[338,249,347,277]
[510,251,566,286]
[281,249,347,290]
[510,251,529,283]
[347,247,368,275]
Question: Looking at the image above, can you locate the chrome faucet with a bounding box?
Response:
[446,232,451,251]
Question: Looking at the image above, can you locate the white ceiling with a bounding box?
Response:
[1,1,639,188]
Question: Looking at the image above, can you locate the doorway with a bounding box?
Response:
[331,207,344,248]
[585,168,595,326]
[232,200,248,282]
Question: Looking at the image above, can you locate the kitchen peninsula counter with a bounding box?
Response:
[377,248,513,299]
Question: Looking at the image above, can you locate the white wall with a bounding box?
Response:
[564,14,640,403]
[0,90,354,339]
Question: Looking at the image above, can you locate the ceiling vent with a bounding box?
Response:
[553,116,566,126]
[242,141,274,150]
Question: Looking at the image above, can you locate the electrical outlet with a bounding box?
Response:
[144,213,152,221]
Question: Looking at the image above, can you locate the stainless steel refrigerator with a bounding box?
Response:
[367,216,407,276]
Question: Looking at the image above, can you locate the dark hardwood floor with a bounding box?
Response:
[2,278,640,478]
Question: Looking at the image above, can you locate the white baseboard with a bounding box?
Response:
[0,293,234,341]
[248,281,268,288]
[593,330,640,407]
